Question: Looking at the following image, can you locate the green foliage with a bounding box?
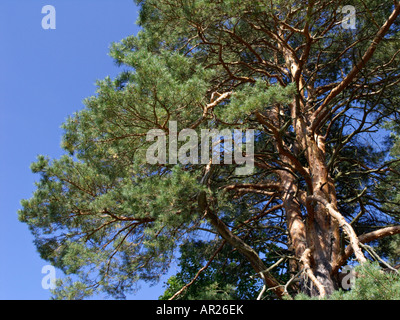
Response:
[159,240,288,300]
[50,278,97,300]
[19,155,202,298]
[217,81,297,123]
[376,234,400,266]
[158,240,256,300]
[160,276,236,300]
[294,262,400,300]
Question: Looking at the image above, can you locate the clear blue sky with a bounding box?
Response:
[0,0,176,300]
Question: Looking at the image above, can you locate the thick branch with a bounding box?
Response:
[332,225,400,274]
[199,193,288,299]
[300,248,326,298]
[307,195,367,264]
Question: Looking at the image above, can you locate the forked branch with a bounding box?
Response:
[307,195,367,264]
[300,248,326,298]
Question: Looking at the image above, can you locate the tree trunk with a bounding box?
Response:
[302,133,341,296]
[277,41,343,295]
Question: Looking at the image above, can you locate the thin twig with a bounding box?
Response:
[360,243,399,273]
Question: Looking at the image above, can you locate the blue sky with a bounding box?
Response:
[0,0,175,300]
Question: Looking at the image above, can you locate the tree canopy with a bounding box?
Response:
[19,0,400,299]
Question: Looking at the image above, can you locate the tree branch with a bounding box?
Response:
[168,240,226,300]
[307,194,367,264]
[332,225,400,274]
[311,1,400,134]
[300,248,326,298]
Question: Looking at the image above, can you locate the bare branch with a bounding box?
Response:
[311,2,400,134]
[300,248,326,298]
[308,194,367,264]
[332,225,400,274]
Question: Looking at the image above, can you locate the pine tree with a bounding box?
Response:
[19,0,400,299]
